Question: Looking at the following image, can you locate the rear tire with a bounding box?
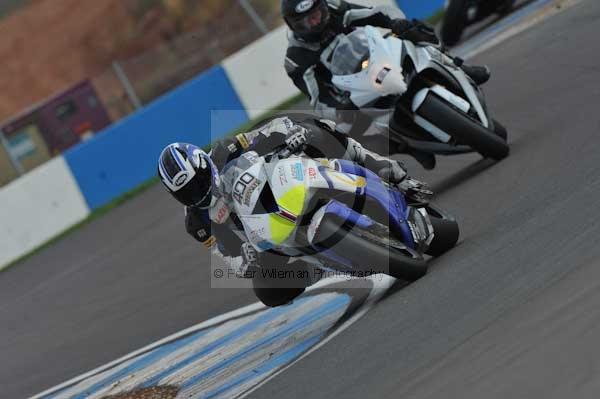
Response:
[498,0,515,15]
[493,118,508,141]
[425,216,460,257]
[418,94,510,160]
[314,214,428,281]
[441,0,468,46]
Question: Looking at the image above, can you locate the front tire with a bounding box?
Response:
[418,94,510,160]
[493,118,508,140]
[425,216,460,256]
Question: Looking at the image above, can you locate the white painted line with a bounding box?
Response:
[237,274,395,398]
[29,301,266,399]
[456,0,583,59]
[30,275,391,399]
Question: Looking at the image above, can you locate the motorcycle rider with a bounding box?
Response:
[282,0,491,169]
[158,114,430,307]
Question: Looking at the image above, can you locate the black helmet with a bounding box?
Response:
[158,143,219,208]
[282,0,330,41]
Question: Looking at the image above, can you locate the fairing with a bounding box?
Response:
[230,155,417,256]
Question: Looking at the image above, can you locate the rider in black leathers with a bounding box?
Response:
[158,115,428,307]
[282,0,491,169]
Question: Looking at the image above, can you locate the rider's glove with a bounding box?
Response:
[397,177,434,203]
[377,159,408,184]
[239,242,260,278]
[392,19,439,45]
[284,125,311,154]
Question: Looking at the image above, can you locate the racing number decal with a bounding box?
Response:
[233,172,260,207]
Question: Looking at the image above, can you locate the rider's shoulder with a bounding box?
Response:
[326,0,342,10]
[286,31,321,53]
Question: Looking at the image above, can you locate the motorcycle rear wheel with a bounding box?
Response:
[313,214,428,281]
[417,94,509,160]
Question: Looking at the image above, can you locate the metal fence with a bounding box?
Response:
[94,0,283,121]
[0,0,283,185]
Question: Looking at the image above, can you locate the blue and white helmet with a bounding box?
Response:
[158,143,220,208]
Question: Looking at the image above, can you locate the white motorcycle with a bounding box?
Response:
[320,26,509,162]
[224,147,459,282]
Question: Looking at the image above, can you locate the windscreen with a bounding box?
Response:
[328,29,370,76]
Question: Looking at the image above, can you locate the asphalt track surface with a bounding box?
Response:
[1,1,599,397]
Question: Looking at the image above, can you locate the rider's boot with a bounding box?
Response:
[461,64,491,85]
[452,57,491,85]
[394,139,436,171]
[407,148,436,170]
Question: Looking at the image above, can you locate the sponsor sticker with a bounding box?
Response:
[249,227,266,241]
[243,151,258,163]
[233,172,261,206]
[216,207,228,223]
[290,162,304,181]
[295,0,314,13]
[375,67,391,85]
[243,179,260,206]
[236,134,250,149]
[174,173,188,186]
[256,240,274,251]
[308,167,317,179]
[277,166,288,185]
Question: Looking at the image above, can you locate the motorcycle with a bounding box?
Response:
[319,25,509,163]
[224,146,459,282]
[441,0,516,46]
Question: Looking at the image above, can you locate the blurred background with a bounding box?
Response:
[0,0,283,185]
[4,1,598,398]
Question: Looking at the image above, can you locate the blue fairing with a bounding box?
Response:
[335,160,415,249]
[321,200,374,230]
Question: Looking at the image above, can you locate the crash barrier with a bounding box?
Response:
[0,157,90,267]
[64,65,247,210]
[396,0,445,20]
[0,0,444,268]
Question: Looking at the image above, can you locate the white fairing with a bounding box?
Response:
[231,156,330,252]
[324,26,405,107]
[323,26,491,138]
[229,155,371,258]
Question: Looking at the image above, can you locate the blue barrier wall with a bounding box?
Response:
[396,0,445,19]
[65,65,248,210]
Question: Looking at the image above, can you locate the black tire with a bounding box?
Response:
[314,214,428,281]
[253,285,305,307]
[418,94,510,160]
[251,257,311,307]
[252,268,306,307]
[493,118,508,141]
[441,0,468,46]
[425,216,460,257]
[498,0,515,15]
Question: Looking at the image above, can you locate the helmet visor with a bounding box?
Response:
[172,172,212,208]
[286,1,329,34]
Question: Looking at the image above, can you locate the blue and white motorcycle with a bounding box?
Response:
[224,146,459,281]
